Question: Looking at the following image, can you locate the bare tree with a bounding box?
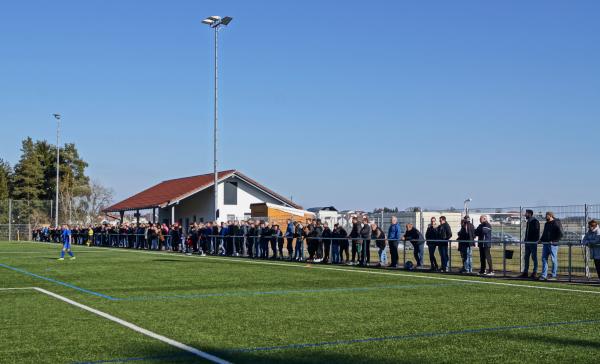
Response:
[76,180,114,225]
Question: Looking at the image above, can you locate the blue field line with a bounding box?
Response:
[0,263,118,301]
[228,318,600,353]
[115,282,469,301]
[0,261,468,302]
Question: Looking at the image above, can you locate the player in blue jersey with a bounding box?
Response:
[58,224,76,261]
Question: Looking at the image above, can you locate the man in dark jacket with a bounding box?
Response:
[538,211,563,280]
[520,209,540,278]
[425,217,439,271]
[349,217,361,265]
[322,223,333,263]
[474,216,493,275]
[457,217,475,273]
[402,223,425,268]
[437,216,452,272]
[359,217,372,266]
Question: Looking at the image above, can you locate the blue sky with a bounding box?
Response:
[1,0,598,210]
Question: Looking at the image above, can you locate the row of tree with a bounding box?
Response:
[0,138,113,226]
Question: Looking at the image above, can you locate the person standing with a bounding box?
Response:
[331,224,342,264]
[293,222,305,261]
[437,216,452,272]
[57,224,75,261]
[583,220,600,280]
[457,217,475,274]
[337,224,349,264]
[372,223,387,267]
[285,219,295,261]
[426,217,440,272]
[402,223,425,268]
[322,223,333,263]
[520,209,540,278]
[359,216,372,267]
[247,221,256,258]
[475,216,494,276]
[538,211,563,281]
[349,217,361,265]
[387,216,401,268]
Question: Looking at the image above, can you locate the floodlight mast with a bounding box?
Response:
[202,15,233,222]
[53,113,61,228]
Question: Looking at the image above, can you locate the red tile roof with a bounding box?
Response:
[103,170,301,212]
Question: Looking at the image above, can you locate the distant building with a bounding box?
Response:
[103,170,301,231]
[307,206,340,226]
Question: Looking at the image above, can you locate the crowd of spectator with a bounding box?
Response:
[31,210,600,280]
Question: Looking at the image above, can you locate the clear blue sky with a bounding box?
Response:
[1,0,599,210]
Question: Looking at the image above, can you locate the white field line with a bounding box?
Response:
[2,286,230,364]
[0,287,36,290]
[11,241,600,296]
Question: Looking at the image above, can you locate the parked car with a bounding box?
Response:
[491,232,520,243]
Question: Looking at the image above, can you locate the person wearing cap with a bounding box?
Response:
[520,209,540,278]
[457,216,475,274]
[387,216,401,268]
[475,215,494,276]
[582,220,600,280]
[538,211,563,281]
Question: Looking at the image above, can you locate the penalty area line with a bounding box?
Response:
[1,286,231,364]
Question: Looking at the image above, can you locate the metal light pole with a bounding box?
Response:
[53,113,61,227]
[202,15,233,222]
[463,198,472,218]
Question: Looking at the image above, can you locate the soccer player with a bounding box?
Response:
[58,224,76,261]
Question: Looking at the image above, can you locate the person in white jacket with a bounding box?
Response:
[582,220,600,280]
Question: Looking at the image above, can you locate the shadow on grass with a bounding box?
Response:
[72,346,424,364]
[492,330,600,350]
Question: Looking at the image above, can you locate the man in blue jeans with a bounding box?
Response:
[538,211,563,281]
[520,209,540,279]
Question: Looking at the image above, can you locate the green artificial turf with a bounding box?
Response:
[1,241,599,364]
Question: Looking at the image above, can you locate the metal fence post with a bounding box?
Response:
[8,199,12,241]
[503,241,507,277]
[585,204,590,280]
[448,242,452,272]
[519,206,523,273]
[568,242,572,282]
[403,240,406,266]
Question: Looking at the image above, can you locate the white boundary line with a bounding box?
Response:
[0,287,35,290]
[0,286,230,364]
[7,241,600,295]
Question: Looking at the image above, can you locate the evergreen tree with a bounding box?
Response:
[0,158,11,200]
[12,138,44,201]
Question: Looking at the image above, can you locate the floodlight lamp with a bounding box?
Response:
[221,16,233,25]
[208,15,221,21]
[53,113,61,120]
[202,18,215,25]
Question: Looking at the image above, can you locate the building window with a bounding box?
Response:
[224,181,238,205]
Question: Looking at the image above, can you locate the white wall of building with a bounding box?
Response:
[157,175,291,230]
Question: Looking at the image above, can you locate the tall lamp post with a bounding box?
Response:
[463,198,472,219]
[53,113,61,228]
[202,15,233,222]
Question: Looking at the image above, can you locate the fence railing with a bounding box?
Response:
[26,232,597,282]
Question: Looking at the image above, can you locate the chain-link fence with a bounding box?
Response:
[0,199,53,240]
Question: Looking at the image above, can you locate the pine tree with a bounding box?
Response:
[0,158,11,200]
[12,138,44,201]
